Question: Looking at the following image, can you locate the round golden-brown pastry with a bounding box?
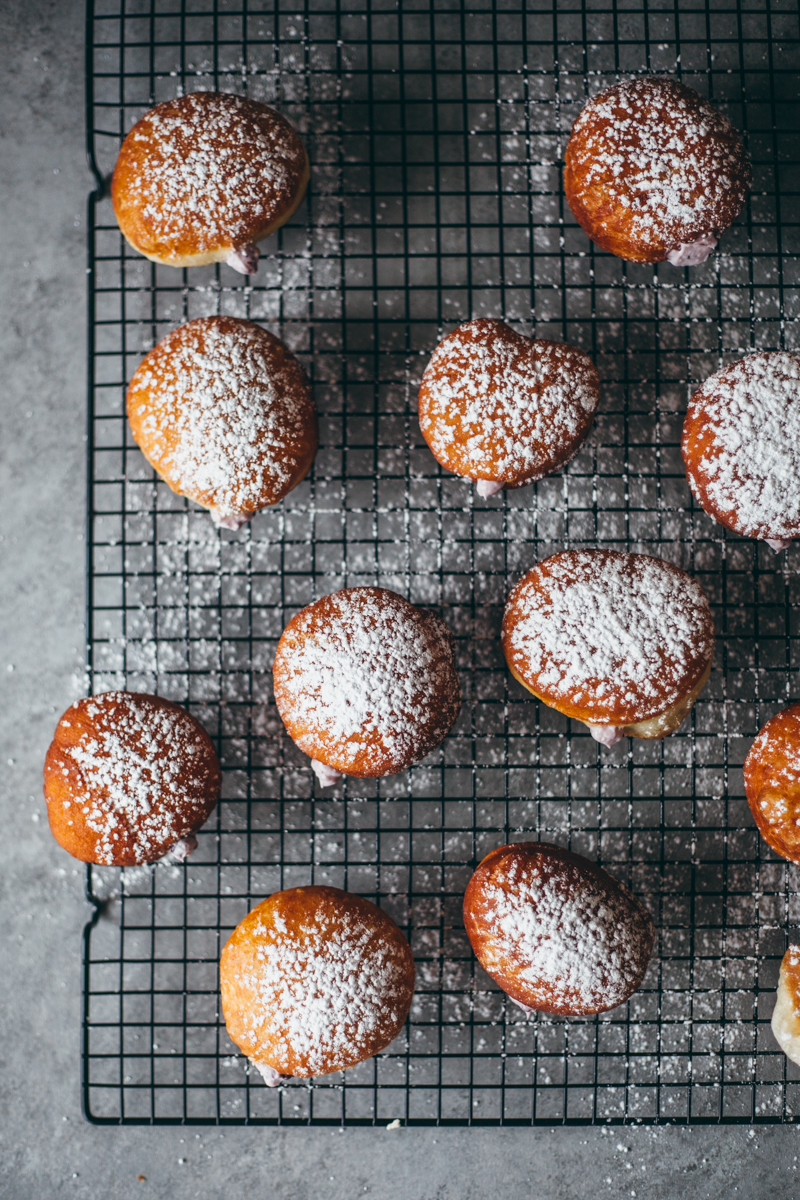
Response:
[272,587,461,785]
[220,885,416,1081]
[744,703,800,865]
[127,315,317,529]
[463,842,655,1016]
[111,91,309,273]
[564,77,751,265]
[502,550,715,745]
[43,691,221,866]
[418,318,599,497]
[682,351,800,552]
[772,945,800,1066]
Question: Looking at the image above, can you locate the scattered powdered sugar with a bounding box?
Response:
[419,320,598,484]
[56,693,215,865]
[477,852,653,1012]
[275,590,458,772]
[128,317,313,522]
[237,905,410,1075]
[116,92,306,255]
[684,351,800,542]
[568,78,750,250]
[505,552,713,721]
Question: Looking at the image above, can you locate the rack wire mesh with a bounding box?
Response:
[83,0,800,1124]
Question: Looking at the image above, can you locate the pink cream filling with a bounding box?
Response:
[665,233,718,267]
[250,1060,288,1087]
[209,508,255,531]
[765,537,793,552]
[311,759,344,787]
[225,244,260,275]
[160,834,198,864]
[510,997,535,1014]
[475,479,505,498]
[588,724,625,747]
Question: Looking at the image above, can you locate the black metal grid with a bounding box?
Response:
[83,0,800,1125]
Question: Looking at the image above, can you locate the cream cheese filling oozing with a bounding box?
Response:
[311,759,344,787]
[587,724,625,747]
[666,233,718,266]
[225,244,260,274]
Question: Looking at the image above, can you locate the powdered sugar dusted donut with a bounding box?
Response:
[463,842,655,1016]
[502,550,715,743]
[418,319,599,494]
[127,316,317,528]
[744,703,800,866]
[220,885,415,1078]
[111,92,309,272]
[564,77,750,265]
[772,946,800,1066]
[682,351,800,551]
[273,587,461,780]
[43,692,220,866]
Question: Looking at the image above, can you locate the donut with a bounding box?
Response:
[463,842,655,1016]
[43,691,220,866]
[272,587,461,785]
[111,91,309,274]
[772,946,800,1066]
[564,77,751,265]
[744,703,800,865]
[682,351,800,552]
[502,550,715,745]
[417,318,599,497]
[220,885,415,1081]
[127,316,317,529]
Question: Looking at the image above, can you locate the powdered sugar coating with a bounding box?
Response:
[43,692,220,866]
[682,351,800,544]
[273,588,461,777]
[418,319,599,487]
[744,703,800,865]
[111,92,308,264]
[564,77,750,263]
[127,316,317,523]
[221,887,415,1077]
[463,843,655,1015]
[502,551,714,726]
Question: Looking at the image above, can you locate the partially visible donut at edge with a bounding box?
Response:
[463,842,655,1016]
[564,77,751,265]
[127,315,317,530]
[744,703,800,866]
[501,550,715,746]
[682,351,800,553]
[418,318,599,498]
[272,587,461,785]
[220,885,416,1081]
[111,91,309,274]
[43,691,221,866]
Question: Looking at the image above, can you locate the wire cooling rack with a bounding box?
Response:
[83,0,800,1125]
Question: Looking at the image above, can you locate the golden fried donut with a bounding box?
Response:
[772,946,800,1066]
[417,318,599,497]
[463,842,655,1016]
[43,691,220,866]
[273,587,461,784]
[502,550,715,745]
[744,703,800,865]
[564,77,751,265]
[111,91,309,273]
[682,351,800,552]
[127,316,317,529]
[220,885,415,1081]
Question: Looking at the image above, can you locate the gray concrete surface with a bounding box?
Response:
[2,2,800,1196]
